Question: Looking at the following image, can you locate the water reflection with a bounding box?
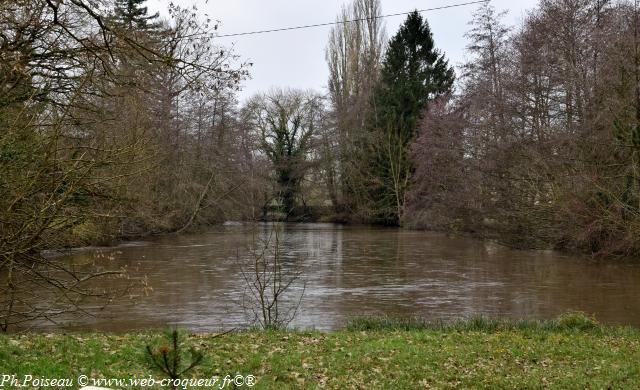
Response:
[28,223,640,331]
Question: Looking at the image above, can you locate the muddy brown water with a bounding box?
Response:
[31,223,640,332]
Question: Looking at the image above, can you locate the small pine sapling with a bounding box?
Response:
[145,328,203,388]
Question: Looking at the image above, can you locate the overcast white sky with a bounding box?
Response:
[148,0,539,101]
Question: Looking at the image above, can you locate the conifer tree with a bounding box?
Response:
[112,0,160,31]
[367,11,454,225]
[374,10,454,138]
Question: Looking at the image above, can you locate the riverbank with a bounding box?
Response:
[62,217,637,260]
[2,314,639,389]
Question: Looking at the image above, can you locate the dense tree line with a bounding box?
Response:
[407,0,640,256]
[0,0,253,329]
[323,0,640,256]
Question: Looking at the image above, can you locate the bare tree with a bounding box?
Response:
[325,0,386,213]
[405,97,470,230]
[239,226,305,329]
[243,89,324,217]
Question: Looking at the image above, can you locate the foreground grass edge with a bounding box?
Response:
[1,313,639,389]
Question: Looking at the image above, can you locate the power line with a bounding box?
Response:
[215,0,490,38]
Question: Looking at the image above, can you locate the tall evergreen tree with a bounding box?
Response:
[374,10,454,137]
[367,11,454,225]
[112,0,160,31]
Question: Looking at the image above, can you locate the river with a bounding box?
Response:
[32,223,640,331]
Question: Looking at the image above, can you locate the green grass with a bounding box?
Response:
[1,314,639,389]
[345,312,602,332]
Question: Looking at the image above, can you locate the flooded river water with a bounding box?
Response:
[35,223,640,331]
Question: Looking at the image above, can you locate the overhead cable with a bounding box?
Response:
[215,0,490,38]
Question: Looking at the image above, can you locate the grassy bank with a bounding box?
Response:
[1,314,639,389]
